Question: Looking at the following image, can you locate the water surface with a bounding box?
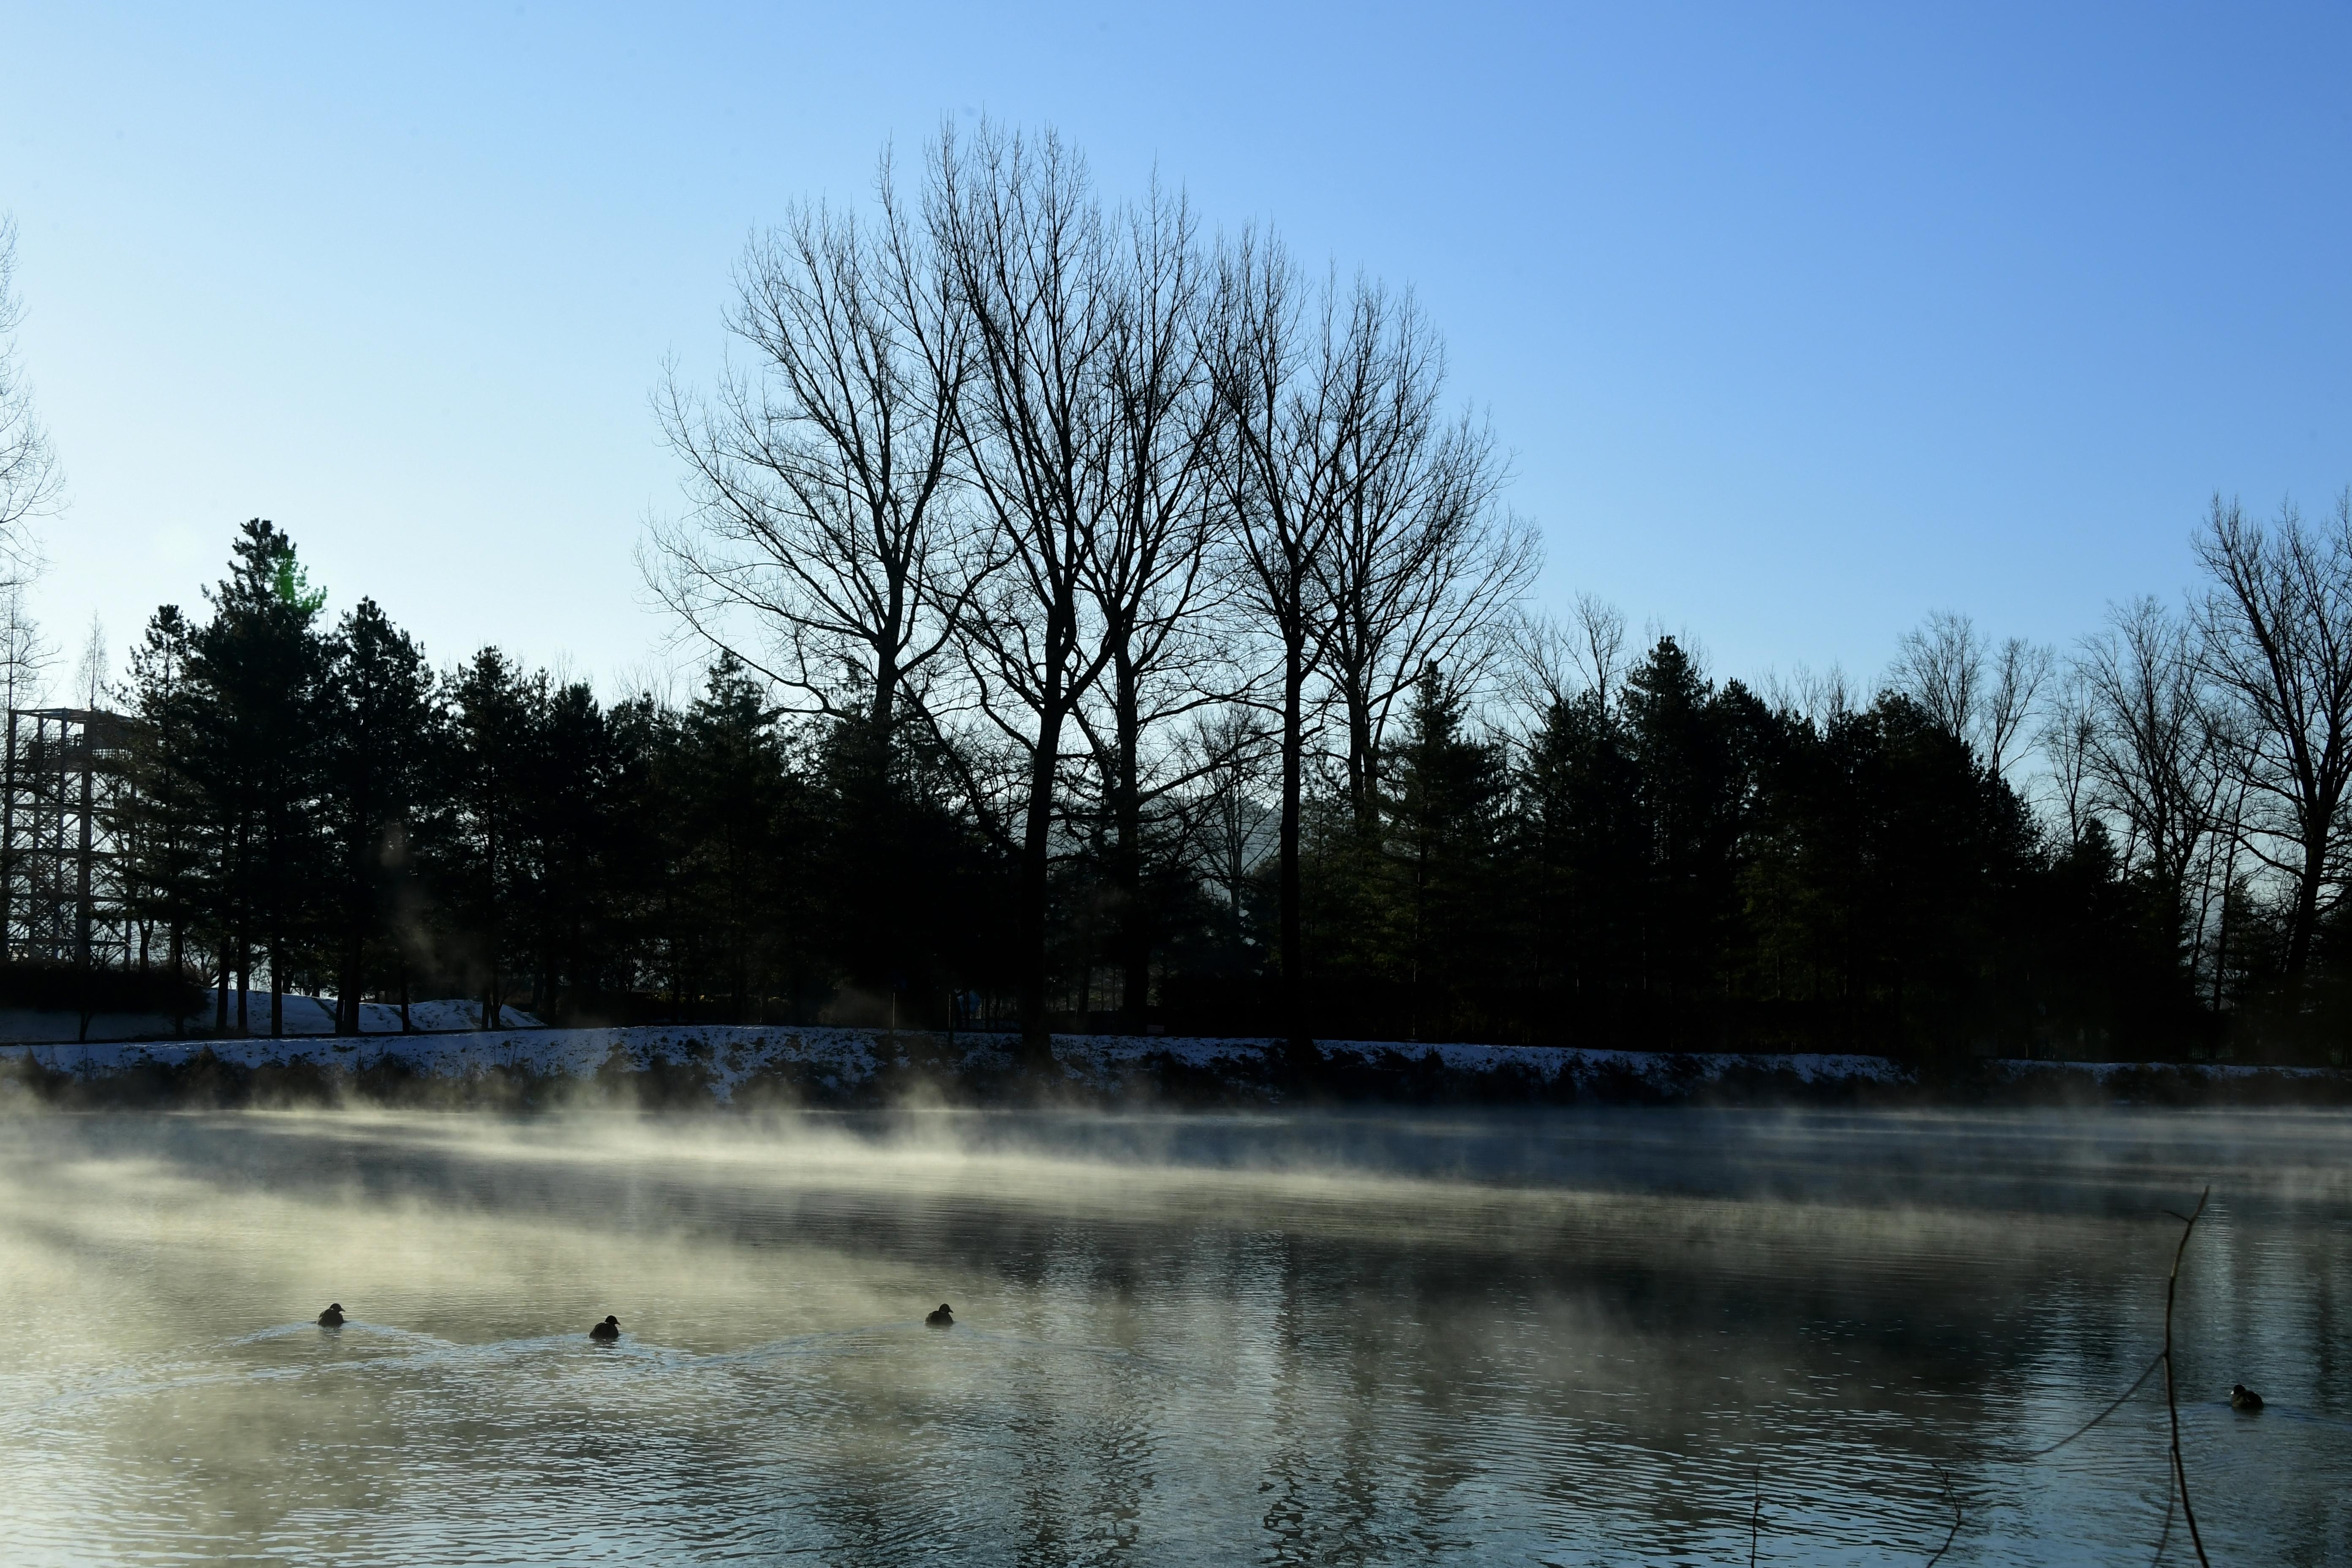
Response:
[0,1107,2345,1564]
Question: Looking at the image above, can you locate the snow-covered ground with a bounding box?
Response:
[0,1023,884,1097]
[1,1024,2337,1105]
[0,994,540,1044]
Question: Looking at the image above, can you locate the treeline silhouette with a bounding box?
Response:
[34,122,2352,1066]
[71,503,2347,1067]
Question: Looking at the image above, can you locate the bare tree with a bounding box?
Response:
[922,121,1125,1056]
[1566,592,1629,711]
[1206,233,1348,1051]
[1892,608,2050,776]
[2037,667,2099,845]
[1982,634,2055,778]
[2076,597,2233,939]
[1175,703,1276,949]
[0,215,61,574]
[1759,660,1855,729]
[1892,610,1982,742]
[2191,493,2352,979]
[1312,282,1534,828]
[73,614,107,710]
[0,580,53,714]
[650,194,973,754]
[1071,177,1228,1028]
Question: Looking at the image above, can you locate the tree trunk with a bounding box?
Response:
[1016,699,1068,1067]
[1346,679,1376,836]
[340,934,361,1034]
[1112,646,1149,1032]
[1279,630,1311,1063]
[2288,826,2325,980]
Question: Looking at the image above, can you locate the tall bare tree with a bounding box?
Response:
[2191,493,2352,978]
[922,121,1124,1056]
[1073,179,1228,1026]
[0,215,62,575]
[1206,233,1348,1051]
[650,198,973,754]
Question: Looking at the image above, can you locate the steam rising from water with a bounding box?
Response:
[0,1108,2345,1564]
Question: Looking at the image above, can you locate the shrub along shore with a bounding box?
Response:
[2,1029,2342,1112]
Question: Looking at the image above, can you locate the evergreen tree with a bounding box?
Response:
[319,599,437,1031]
[517,678,620,1022]
[666,657,799,1022]
[442,648,537,1027]
[1620,637,1754,1029]
[1378,664,1508,1040]
[1518,686,1643,1039]
[181,521,330,1036]
[118,605,205,1013]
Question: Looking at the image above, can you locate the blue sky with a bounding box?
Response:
[3,2,2347,697]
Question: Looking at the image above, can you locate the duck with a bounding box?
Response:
[589,1315,621,1342]
[2230,1383,2264,1411]
[316,1303,345,1327]
[925,1303,954,1328]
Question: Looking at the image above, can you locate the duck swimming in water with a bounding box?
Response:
[316,1303,345,1327]
[2230,1383,2264,1410]
[589,1315,621,1342]
[925,1304,953,1328]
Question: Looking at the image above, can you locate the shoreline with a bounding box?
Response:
[3,1026,2345,1110]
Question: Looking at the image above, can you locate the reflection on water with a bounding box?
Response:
[0,1108,2346,1565]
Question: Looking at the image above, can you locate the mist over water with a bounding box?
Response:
[0,1108,2344,1565]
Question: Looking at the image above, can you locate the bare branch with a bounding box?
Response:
[0,214,63,573]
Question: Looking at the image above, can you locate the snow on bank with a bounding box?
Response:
[0,1026,1913,1102]
[2,1026,2335,1103]
[0,1024,885,1099]
[0,995,540,1044]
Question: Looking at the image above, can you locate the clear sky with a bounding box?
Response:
[3,2,2347,700]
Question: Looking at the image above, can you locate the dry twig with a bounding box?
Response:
[1922,1465,1963,1566]
[1749,1464,1760,1567]
[2026,1350,2163,1458]
[2159,1187,2213,1568]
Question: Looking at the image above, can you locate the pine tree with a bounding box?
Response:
[320,599,438,1032]
[1378,664,1508,1040]
[118,606,206,1020]
[182,521,331,1036]
[443,648,537,1028]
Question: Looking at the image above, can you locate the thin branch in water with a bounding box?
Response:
[1922,1465,1963,1567]
[2159,1186,2212,1568]
[1749,1463,1761,1568]
[2025,1351,2164,1457]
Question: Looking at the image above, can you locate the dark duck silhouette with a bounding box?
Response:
[316,1303,345,1327]
[589,1315,621,1342]
[2230,1383,2264,1411]
[926,1303,954,1328]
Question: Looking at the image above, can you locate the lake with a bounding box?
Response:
[0,1107,2344,1565]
